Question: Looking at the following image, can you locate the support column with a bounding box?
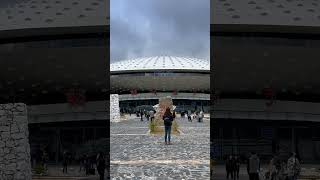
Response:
[291,128,295,153]
[55,128,60,164]
[94,128,96,144]
[82,128,85,143]
[232,127,237,155]
[220,127,224,160]
[0,103,31,180]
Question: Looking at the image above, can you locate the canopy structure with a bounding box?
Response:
[110,56,210,94]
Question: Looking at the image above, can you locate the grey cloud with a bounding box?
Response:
[111,0,210,62]
[110,19,147,61]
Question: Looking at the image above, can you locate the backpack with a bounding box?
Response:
[163,116,173,125]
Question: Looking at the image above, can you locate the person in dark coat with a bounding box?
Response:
[62,150,68,173]
[96,152,106,180]
[187,110,192,122]
[248,152,260,180]
[140,110,144,121]
[162,107,174,145]
[79,154,85,172]
[233,155,241,180]
[84,154,90,175]
[226,155,234,179]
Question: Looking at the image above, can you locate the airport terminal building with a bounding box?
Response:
[212,0,320,163]
[110,56,210,113]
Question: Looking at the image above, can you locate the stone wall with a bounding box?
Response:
[0,103,31,180]
[110,94,120,122]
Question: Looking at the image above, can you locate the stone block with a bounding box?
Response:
[5,153,15,160]
[6,163,16,171]
[15,146,25,153]
[1,132,10,139]
[0,103,31,180]
[0,125,9,132]
[11,133,24,140]
[110,94,120,122]
[5,141,14,148]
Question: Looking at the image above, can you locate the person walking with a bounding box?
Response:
[149,110,155,122]
[187,110,192,122]
[234,155,240,180]
[226,155,234,179]
[84,154,90,175]
[268,154,279,180]
[248,152,260,180]
[163,107,174,145]
[41,150,48,170]
[79,154,85,173]
[146,111,150,121]
[196,111,201,122]
[96,152,106,180]
[200,110,204,122]
[140,110,144,121]
[62,150,68,174]
[287,152,301,180]
[279,161,288,180]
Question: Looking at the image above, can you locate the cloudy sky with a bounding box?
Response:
[110,0,210,62]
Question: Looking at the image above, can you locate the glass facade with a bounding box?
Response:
[111,72,209,77]
[120,99,210,113]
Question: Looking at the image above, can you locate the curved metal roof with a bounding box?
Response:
[110,56,210,72]
[0,0,108,32]
[212,0,320,26]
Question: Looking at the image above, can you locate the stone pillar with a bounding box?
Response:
[110,94,120,122]
[0,103,31,180]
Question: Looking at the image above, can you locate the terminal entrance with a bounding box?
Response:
[29,120,108,165]
[120,99,210,113]
[212,119,320,163]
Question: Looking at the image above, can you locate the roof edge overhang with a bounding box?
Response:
[0,24,109,43]
[110,69,210,75]
[211,24,320,37]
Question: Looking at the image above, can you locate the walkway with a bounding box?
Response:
[32,165,103,180]
[213,164,320,180]
[110,116,210,179]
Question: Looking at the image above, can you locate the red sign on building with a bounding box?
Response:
[65,88,86,107]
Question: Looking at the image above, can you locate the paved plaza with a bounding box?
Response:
[110,115,210,179]
[213,164,320,180]
[212,166,249,180]
[32,165,103,180]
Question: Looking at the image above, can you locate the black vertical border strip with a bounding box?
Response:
[210,12,215,180]
[210,1,214,179]
[209,22,320,178]
[106,0,110,179]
